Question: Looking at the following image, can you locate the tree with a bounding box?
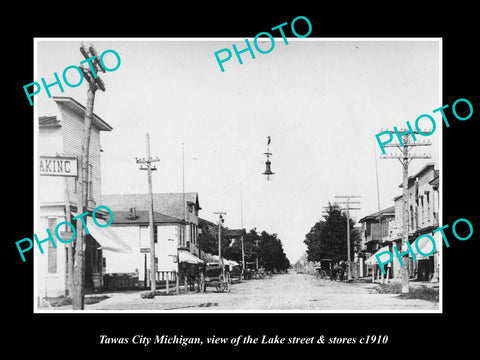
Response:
[223,239,242,262]
[222,228,290,272]
[197,218,234,256]
[304,203,359,264]
[257,231,290,272]
[197,219,218,255]
[223,229,257,265]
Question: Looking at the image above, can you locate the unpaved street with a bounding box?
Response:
[81,272,438,311]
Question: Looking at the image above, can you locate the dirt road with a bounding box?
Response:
[82,272,438,311]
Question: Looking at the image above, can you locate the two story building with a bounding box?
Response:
[101,192,203,287]
[358,206,395,278]
[37,97,132,298]
[362,163,440,282]
[394,163,440,281]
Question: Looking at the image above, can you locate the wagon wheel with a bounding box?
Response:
[198,272,205,293]
[215,277,225,292]
[225,272,231,293]
[319,270,327,279]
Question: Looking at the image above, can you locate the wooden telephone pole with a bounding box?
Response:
[214,211,227,279]
[240,186,245,280]
[334,195,361,281]
[136,133,160,292]
[379,129,431,293]
[72,44,106,310]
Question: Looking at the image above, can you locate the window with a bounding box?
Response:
[420,196,424,224]
[190,224,194,246]
[72,177,77,195]
[141,225,157,244]
[193,224,197,244]
[426,192,431,222]
[87,163,93,200]
[409,206,414,231]
[47,218,57,274]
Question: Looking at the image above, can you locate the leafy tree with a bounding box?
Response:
[197,220,217,254]
[304,202,359,263]
[222,228,290,272]
[197,219,229,255]
[223,229,257,264]
[257,231,290,271]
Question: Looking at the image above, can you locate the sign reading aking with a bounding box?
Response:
[39,156,78,177]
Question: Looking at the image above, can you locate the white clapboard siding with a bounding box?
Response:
[60,103,102,207]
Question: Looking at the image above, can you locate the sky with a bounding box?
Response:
[35,38,441,264]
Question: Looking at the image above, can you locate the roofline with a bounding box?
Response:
[53,96,113,132]
[358,206,395,223]
[398,162,436,188]
[111,220,187,225]
[109,210,187,225]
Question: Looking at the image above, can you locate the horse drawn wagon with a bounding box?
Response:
[201,262,231,292]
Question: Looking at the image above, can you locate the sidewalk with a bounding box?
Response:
[352,276,439,289]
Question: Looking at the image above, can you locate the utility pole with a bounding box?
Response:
[334,196,361,281]
[63,177,73,298]
[374,146,381,212]
[180,142,185,293]
[136,133,160,292]
[379,128,431,293]
[214,211,226,279]
[255,239,259,272]
[72,43,106,310]
[240,184,245,280]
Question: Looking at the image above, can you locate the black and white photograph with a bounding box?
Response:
[6,6,479,356]
[33,38,441,312]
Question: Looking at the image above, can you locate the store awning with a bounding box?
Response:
[86,217,132,253]
[210,255,239,266]
[223,258,240,267]
[178,250,204,264]
[365,245,391,265]
[412,232,441,259]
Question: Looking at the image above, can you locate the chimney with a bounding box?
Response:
[128,207,137,219]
